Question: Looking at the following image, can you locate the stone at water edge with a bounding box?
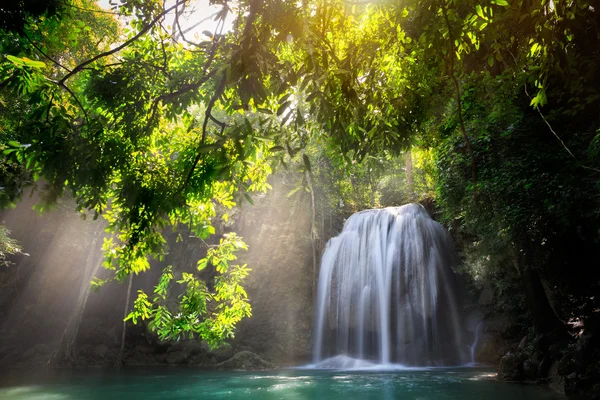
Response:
[498,352,524,381]
[216,351,274,371]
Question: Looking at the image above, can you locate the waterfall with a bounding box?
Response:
[313,204,470,367]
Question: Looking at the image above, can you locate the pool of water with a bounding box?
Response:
[0,367,563,399]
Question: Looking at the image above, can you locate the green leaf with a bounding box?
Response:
[475,5,485,18]
[277,101,291,117]
[243,193,254,205]
[287,186,301,197]
[6,55,46,69]
[491,0,509,6]
[303,154,312,172]
[197,258,208,271]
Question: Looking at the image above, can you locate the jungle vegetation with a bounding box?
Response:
[1,0,599,353]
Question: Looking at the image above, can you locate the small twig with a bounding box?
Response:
[200,74,227,145]
[500,30,600,173]
[155,68,219,103]
[176,12,220,40]
[523,86,600,174]
[174,2,204,48]
[45,77,90,124]
[23,33,71,72]
[201,8,228,74]
[209,114,227,129]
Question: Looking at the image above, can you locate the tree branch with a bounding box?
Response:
[59,82,89,124]
[178,73,227,196]
[23,33,71,72]
[441,1,478,193]
[59,0,186,85]
[523,84,600,174]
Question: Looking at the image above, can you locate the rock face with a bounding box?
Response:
[498,352,524,381]
[216,351,274,371]
[470,288,522,365]
[221,175,315,365]
[494,315,600,400]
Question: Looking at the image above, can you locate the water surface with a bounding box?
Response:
[0,367,563,399]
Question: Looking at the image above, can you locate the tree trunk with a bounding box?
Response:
[404,150,414,200]
[48,233,103,367]
[115,273,134,367]
[305,169,319,299]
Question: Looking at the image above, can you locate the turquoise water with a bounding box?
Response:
[0,367,563,399]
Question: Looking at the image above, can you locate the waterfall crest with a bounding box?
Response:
[313,204,470,367]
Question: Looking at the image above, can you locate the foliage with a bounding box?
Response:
[126,233,251,347]
[0,225,23,267]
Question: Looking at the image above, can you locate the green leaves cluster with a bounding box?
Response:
[0,225,23,267]
[126,233,251,347]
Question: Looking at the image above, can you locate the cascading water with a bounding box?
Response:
[313,204,471,367]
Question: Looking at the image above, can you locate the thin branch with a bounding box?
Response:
[209,114,227,129]
[523,84,600,173]
[59,0,186,85]
[178,73,227,196]
[200,74,227,145]
[158,31,171,78]
[23,33,71,72]
[155,68,219,103]
[177,12,220,39]
[46,92,55,123]
[441,1,478,192]
[59,82,89,124]
[503,26,600,174]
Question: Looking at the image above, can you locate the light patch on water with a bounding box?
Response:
[468,373,498,381]
[270,383,303,391]
[332,375,352,380]
[0,386,71,400]
[249,375,310,381]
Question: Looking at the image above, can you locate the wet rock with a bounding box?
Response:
[475,335,511,364]
[548,361,565,394]
[93,344,108,359]
[135,345,156,354]
[523,359,539,380]
[498,352,524,381]
[592,384,600,399]
[166,351,188,365]
[557,354,576,376]
[565,374,595,398]
[517,336,528,351]
[20,343,54,361]
[216,351,274,371]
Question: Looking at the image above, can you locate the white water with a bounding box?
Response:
[313,204,471,367]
